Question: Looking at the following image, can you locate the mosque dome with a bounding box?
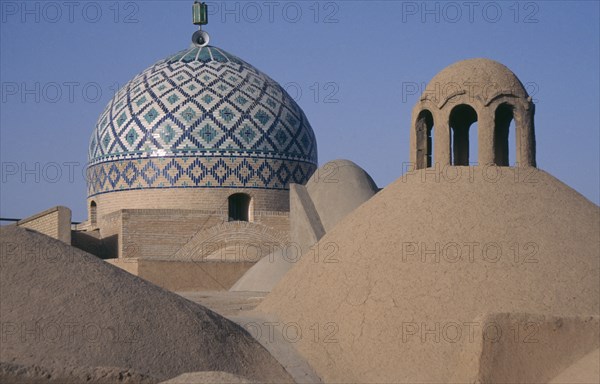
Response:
[87,45,318,198]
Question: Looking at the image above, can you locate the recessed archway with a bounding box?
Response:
[415,110,434,169]
[449,104,478,166]
[494,103,516,166]
[90,201,97,226]
[228,193,251,222]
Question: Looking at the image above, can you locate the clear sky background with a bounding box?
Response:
[1,0,599,222]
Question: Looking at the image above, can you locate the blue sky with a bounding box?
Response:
[1,0,599,221]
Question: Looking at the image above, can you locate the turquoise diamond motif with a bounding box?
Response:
[136,96,147,107]
[240,125,257,144]
[300,133,310,148]
[275,130,288,145]
[144,108,159,123]
[88,44,319,193]
[161,125,175,144]
[125,128,138,145]
[198,124,217,143]
[167,94,179,104]
[181,107,196,123]
[220,107,235,122]
[286,114,298,127]
[255,110,270,125]
[117,112,127,127]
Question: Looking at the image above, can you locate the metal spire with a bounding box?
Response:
[192,1,210,47]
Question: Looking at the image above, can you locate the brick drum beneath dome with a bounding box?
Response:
[73,42,321,291]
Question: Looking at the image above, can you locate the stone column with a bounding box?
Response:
[434,111,451,167]
[515,102,536,167]
[478,108,496,165]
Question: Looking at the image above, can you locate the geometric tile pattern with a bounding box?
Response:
[88,45,318,196]
[87,157,316,196]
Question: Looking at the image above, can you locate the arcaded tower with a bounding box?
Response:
[409,58,536,169]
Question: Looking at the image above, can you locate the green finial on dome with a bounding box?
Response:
[192,1,208,25]
[192,2,210,47]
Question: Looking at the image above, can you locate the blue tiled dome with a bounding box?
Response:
[87,45,318,196]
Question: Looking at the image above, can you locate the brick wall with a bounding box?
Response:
[84,188,292,259]
[88,188,289,220]
[105,258,253,291]
[173,220,290,262]
[254,212,290,233]
[97,210,122,257]
[17,206,71,244]
[117,209,289,260]
[120,209,224,259]
[137,259,254,291]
